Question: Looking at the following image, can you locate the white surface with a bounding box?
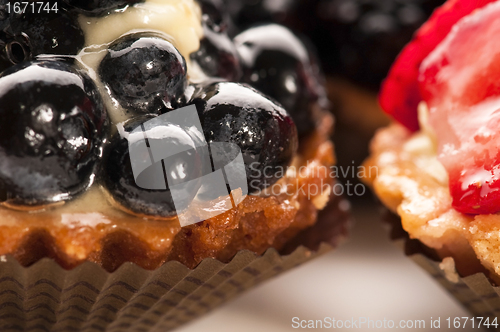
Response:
[177,202,477,332]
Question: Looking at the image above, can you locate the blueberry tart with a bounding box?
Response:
[0,0,346,274]
[364,0,500,320]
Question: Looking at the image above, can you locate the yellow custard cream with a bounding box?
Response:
[79,0,203,61]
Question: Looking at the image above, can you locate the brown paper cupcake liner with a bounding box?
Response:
[384,211,500,326]
[0,197,350,332]
[0,245,331,332]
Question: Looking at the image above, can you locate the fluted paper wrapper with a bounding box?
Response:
[0,199,349,331]
[0,246,326,331]
[385,212,500,323]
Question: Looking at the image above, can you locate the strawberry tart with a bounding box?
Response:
[365,0,500,284]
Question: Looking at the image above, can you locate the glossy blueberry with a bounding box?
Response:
[62,0,144,15]
[198,0,228,32]
[190,82,298,193]
[99,33,187,115]
[0,4,84,72]
[234,24,325,136]
[190,23,241,81]
[103,115,203,218]
[192,0,241,81]
[0,60,109,207]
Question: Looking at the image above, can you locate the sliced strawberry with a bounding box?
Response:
[420,1,500,214]
[379,0,496,132]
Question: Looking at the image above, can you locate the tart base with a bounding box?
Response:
[363,122,500,281]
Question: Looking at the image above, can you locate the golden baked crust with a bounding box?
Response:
[1,112,339,271]
[364,123,500,279]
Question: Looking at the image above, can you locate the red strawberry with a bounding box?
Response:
[420,1,500,214]
[379,0,496,132]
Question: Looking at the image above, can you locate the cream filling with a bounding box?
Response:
[79,0,203,62]
[401,102,448,187]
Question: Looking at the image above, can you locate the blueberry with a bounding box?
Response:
[0,4,84,72]
[190,82,298,193]
[234,24,325,137]
[0,60,109,207]
[198,0,229,32]
[190,24,241,81]
[99,33,187,115]
[103,115,203,218]
[62,0,144,16]
[191,0,241,81]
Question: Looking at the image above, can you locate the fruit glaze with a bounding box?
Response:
[0,0,335,270]
[365,0,500,279]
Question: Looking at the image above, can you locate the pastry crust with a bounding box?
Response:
[364,123,499,279]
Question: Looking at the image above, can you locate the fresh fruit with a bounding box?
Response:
[191,0,241,81]
[190,81,298,193]
[379,0,496,132]
[198,0,229,32]
[0,5,84,73]
[419,1,500,215]
[0,60,108,207]
[62,0,144,15]
[103,115,203,217]
[190,23,241,81]
[234,23,324,136]
[99,33,187,114]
